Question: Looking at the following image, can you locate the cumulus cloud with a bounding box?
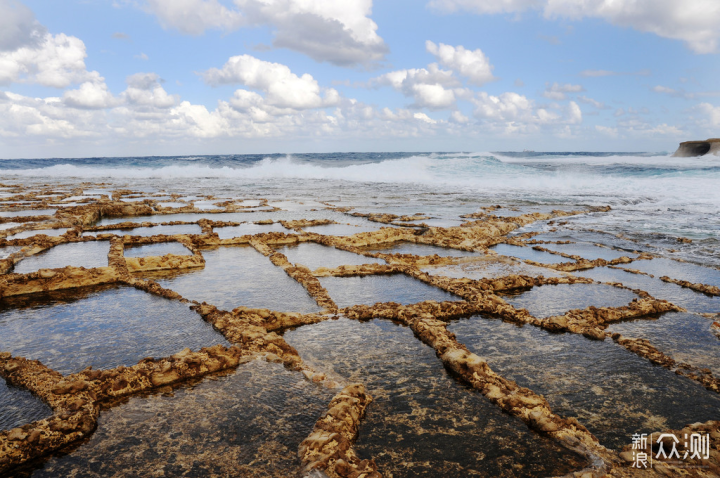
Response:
[63,80,118,109]
[425,40,494,86]
[697,102,720,126]
[449,110,470,123]
[236,0,387,67]
[428,0,720,54]
[138,0,387,67]
[542,82,584,100]
[0,86,451,145]
[472,92,533,121]
[0,0,46,52]
[472,91,582,130]
[0,91,99,138]
[203,54,339,109]
[544,0,720,54]
[413,112,437,124]
[143,0,244,35]
[370,64,458,90]
[370,63,470,110]
[0,32,97,87]
[122,72,178,108]
[595,125,618,137]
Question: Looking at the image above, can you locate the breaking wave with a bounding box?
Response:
[2,152,720,211]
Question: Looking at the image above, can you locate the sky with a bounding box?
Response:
[0,0,719,158]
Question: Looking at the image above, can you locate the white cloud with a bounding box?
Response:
[429,0,720,54]
[576,95,607,109]
[542,82,584,100]
[167,101,230,138]
[371,64,459,90]
[0,91,100,138]
[413,112,437,124]
[63,80,117,109]
[651,85,720,100]
[450,110,470,123]
[644,123,683,136]
[545,0,720,54]
[237,0,387,67]
[122,72,178,108]
[370,63,468,110]
[112,32,131,41]
[425,40,494,86]
[566,100,582,123]
[697,102,720,126]
[579,69,651,78]
[0,32,97,87]
[203,54,339,109]
[472,91,582,130]
[143,0,244,35]
[0,84,453,146]
[473,91,533,121]
[135,52,149,60]
[0,0,46,52]
[138,0,387,67]
[428,0,539,14]
[595,125,618,137]
[410,83,457,109]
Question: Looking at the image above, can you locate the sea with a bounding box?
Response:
[1,151,719,267]
[2,151,720,477]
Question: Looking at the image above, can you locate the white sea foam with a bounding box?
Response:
[2,153,720,211]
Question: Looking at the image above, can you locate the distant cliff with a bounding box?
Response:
[672,138,720,157]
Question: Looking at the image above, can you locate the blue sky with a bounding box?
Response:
[1,0,719,158]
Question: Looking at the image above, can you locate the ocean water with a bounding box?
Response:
[2,151,720,475]
[1,151,717,266]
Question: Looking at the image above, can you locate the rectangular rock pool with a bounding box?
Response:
[284,317,587,477]
[0,378,52,433]
[0,285,229,375]
[24,359,334,477]
[13,242,110,273]
[137,245,322,313]
[448,315,720,450]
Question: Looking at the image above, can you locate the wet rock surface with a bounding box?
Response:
[319,275,459,308]
[501,283,640,318]
[141,245,323,314]
[491,243,567,264]
[12,242,109,274]
[0,286,230,375]
[608,312,720,375]
[18,360,334,478]
[448,315,720,451]
[286,317,587,477]
[361,241,480,258]
[275,242,384,270]
[0,189,717,477]
[123,242,192,258]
